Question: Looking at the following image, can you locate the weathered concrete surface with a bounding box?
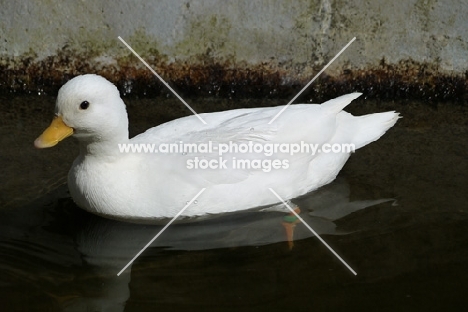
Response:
[0,0,467,101]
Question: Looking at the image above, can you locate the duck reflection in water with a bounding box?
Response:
[0,178,393,311]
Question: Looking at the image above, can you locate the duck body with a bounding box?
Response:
[35,74,399,223]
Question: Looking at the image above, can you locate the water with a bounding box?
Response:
[0,94,467,311]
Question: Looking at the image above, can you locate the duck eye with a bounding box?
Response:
[80,101,89,110]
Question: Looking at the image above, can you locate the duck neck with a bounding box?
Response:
[78,134,130,161]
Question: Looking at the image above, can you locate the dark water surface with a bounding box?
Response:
[0,94,467,311]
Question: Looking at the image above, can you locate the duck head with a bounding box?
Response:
[34,74,129,150]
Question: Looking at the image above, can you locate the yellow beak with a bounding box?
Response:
[34,116,74,148]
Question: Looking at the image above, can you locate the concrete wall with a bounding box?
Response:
[1,0,467,99]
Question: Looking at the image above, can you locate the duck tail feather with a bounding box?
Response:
[348,111,401,150]
[321,92,362,115]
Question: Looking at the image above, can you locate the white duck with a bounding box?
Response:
[35,74,399,223]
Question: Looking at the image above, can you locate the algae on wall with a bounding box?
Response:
[0,0,467,99]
